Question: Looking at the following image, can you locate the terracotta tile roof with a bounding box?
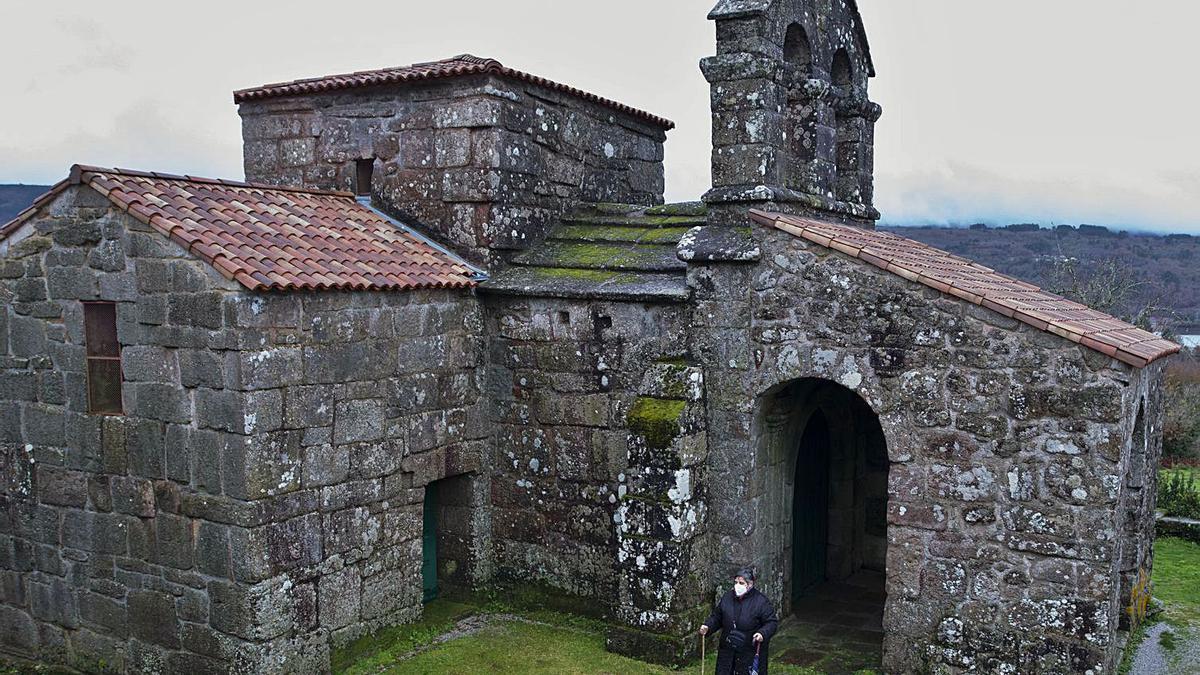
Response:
[1,165,480,293]
[233,54,675,130]
[751,210,1180,368]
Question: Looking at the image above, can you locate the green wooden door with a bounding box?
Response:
[422,482,438,603]
[791,412,830,603]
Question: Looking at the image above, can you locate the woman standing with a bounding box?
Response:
[699,568,779,675]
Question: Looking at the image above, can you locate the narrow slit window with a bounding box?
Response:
[84,302,123,415]
[355,159,374,196]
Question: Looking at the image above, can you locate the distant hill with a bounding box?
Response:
[882,223,1199,331]
[0,184,52,224]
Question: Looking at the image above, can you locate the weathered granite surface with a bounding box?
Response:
[239,74,667,270]
[687,225,1165,673]
[703,0,881,228]
[0,1,1172,673]
[0,186,487,673]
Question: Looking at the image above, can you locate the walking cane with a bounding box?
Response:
[699,631,705,675]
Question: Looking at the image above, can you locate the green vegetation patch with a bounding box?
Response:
[1153,537,1200,626]
[552,225,656,243]
[1159,468,1200,519]
[627,397,687,449]
[637,227,693,244]
[333,599,477,674]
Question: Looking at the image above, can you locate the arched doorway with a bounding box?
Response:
[760,378,888,668]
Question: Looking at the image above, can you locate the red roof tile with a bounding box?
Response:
[1,165,480,293]
[751,210,1180,369]
[233,54,675,130]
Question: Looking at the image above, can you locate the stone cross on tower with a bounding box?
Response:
[702,0,881,229]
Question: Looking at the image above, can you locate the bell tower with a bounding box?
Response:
[702,0,881,228]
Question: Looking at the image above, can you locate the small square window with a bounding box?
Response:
[83,302,123,415]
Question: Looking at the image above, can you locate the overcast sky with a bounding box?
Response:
[2,1,1198,232]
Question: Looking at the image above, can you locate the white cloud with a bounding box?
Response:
[0,0,1196,231]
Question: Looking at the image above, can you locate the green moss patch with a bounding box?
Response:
[333,599,477,674]
[627,397,687,449]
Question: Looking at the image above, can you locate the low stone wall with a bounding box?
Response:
[1157,516,1200,544]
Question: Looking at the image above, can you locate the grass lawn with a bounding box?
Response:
[1152,537,1200,626]
[335,598,861,674]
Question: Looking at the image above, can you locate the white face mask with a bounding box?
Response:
[734,582,749,597]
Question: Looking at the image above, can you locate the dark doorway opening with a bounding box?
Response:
[421,473,479,604]
[791,411,830,603]
[761,379,888,671]
[422,481,439,603]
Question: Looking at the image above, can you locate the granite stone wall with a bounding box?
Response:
[479,292,709,663]
[703,0,881,228]
[686,226,1163,674]
[239,75,668,269]
[0,186,488,673]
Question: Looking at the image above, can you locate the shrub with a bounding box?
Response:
[1164,357,1200,461]
[1158,469,1200,520]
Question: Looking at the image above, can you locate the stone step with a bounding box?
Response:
[548,224,692,245]
[479,266,690,302]
[511,241,685,273]
[560,213,707,229]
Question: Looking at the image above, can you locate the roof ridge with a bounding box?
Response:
[233,54,674,130]
[751,209,1180,369]
[72,165,356,198]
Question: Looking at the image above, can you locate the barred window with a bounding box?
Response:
[83,302,123,415]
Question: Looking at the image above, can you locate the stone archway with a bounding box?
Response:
[757,378,889,660]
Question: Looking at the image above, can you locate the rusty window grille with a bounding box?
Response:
[83,302,123,415]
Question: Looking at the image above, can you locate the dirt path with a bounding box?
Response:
[1130,623,1200,674]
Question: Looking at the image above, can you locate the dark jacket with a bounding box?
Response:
[703,587,779,675]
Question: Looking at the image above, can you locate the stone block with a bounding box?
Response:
[209,577,294,641]
[179,349,225,388]
[222,431,302,500]
[168,292,224,329]
[265,513,323,573]
[129,382,193,424]
[237,348,303,390]
[111,476,156,517]
[120,345,177,383]
[302,443,350,488]
[126,419,166,479]
[155,513,194,570]
[319,565,361,629]
[285,384,334,429]
[36,466,88,507]
[334,399,384,445]
[128,589,180,648]
[0,605,39,655]
[196,520,232,578]
[79,591,128,638]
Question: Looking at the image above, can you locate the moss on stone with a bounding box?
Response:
[535,267,621,282]
[553,225,657,243]
[583,203,645,215]
[637,227,693,244]
[627,397,687,449]
[645,201,707,217]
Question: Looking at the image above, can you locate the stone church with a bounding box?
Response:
[0,0,1179,673]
